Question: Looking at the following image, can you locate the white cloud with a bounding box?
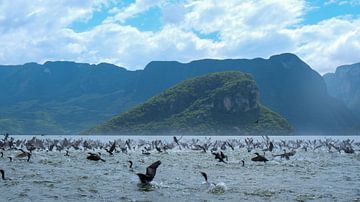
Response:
[0,0,359,75]
[105,0,164,23]
[291,17,360,73]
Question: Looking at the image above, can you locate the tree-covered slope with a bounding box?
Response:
[0,53,357,135]
[88,72,292,135]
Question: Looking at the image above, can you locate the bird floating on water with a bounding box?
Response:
[87,152,106,162]
[251,152,268,162]
[0,169,11,180]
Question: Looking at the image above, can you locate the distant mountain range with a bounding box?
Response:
[88,72,292,135]
[0,53,358,135]
[323,63,360,120]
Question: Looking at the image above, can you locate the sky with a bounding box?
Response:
[0,0,359,74]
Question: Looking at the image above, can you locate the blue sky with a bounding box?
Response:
[0,0,360,74]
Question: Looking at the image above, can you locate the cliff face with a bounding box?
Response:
[324,63,360,118]
[89,72,292,135]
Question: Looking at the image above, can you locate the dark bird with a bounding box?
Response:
[155,146,162,153]
[199,171,217,186]
[128,160,133,169]
[251,152,268,162]
[136,160,161,184]
[211,151,227,163]
[269,142,274,152]
[0,151,3,157]
[8,157,12,162]
[16,149,32,162]
[142,150,150,155]
[87,153,106,162]
[173,136,179,145]
[254,119,259,124]
[26,152,31,162]
[200,171,208,183]
[105,141,116,155]
[0,169,10,180]
[64,150,70,156]
[241,160,245,167]
[274,150,296,160]
[226,142,234,150]
[196,144,207,153]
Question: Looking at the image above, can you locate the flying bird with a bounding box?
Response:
[105,141,116,155]
[136,160,161,184]
[211,151,227,163]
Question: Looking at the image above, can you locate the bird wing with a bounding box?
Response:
[200,172,208,182]
[146,160,161,180]
[109,141,116,153]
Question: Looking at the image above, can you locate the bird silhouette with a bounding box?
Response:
[136,160,161,184]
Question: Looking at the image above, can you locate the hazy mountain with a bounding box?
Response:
[0,62,141,134]
[88,72,292,135]
[0,53,357,135]
[324,63,360,118]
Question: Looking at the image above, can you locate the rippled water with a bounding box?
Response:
[1,136,360,201]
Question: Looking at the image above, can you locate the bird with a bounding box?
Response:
[199,171,227,193]
[269,142,274,152]
[241,160,245,167]
[273,149,296,160]
[16,150,32,162]
[16,149,32,162]
[251,152,268,162]
[64,150,70,156]
[87,153,106,162]
[0,169,11,180]
[8,157,12,162]
[173,136,179,145]
[136,160,161,184]
[200,171,211,184]
[0,152,3,157]
[155,146,162,153]
[105,141,116,155]
[128,160,133,169]
[142,150,150,155]
[211,151,227,163]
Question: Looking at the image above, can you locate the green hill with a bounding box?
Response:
[88,72,292,135]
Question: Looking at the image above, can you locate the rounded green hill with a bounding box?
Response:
[87,71,292,135]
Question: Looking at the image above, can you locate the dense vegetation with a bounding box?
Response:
[0,53,358,134]
[88,72,292,135]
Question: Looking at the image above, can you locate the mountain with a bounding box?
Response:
[134,53,357,135]
[324,63,360,118]
[0,53,357,135]
[0,62,141,134]
[88,72,292,135]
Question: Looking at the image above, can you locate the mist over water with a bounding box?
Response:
[1,135,360,201]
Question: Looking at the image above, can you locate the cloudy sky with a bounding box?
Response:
[0,0,359,74]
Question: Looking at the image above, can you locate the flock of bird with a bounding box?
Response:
[0,134,359,186]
